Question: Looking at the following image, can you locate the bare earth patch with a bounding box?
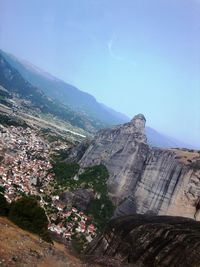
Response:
[0,217,89,267]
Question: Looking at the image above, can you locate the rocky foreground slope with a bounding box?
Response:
[0,217,92,267]
[0,217,74,267]
[85,214,200,267]
[68,114,200,220]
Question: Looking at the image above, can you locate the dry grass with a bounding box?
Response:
[0,217,84,267]
[169,148,200,166]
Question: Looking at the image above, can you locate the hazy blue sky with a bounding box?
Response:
[0,0,200,147]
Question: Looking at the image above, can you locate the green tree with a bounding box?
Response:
[9,196,51,242]
[0,194,9,216]
[0,186,5,194]
[52,162,80,187]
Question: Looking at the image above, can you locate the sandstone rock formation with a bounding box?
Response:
[85,214,200,267]
[59,188,94,211]
[72,114,200,220]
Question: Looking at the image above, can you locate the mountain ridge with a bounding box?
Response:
[0,51,109,133]
[0,49,195,149]
[0,49,129,126]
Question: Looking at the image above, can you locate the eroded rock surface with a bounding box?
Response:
[85,214,200,267]
[59,188,94,211]
[74,114,200,220]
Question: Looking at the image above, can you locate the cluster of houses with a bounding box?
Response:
[0,124,97,244]
[0,125,54,202]
[48,206,96,243]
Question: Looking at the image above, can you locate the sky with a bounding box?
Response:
[0,0,200,147]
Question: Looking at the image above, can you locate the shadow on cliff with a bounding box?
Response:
[85,214,200,267]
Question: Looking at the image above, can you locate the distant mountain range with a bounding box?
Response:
[0,52,99,132]
[145,127,192,149]
[0,50,129,126]
[0,49,194,149]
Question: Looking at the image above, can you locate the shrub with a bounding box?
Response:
[52,162,80,187]
[71,233,87,254]
[79,165,114,229]
[43,195,51,203]
[86,197,114,229]
[9,196,52,242]
[0,194,9,216]
[0,186,5,194]
[52,160,114,230]
[191,160,200,171]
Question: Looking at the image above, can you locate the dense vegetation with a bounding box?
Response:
[79,165,115,229]
[0,194,9,216]
[0,113,28,127]
[0,194,51,242]
[9,196,51,242]
[52,162,80,187]
[52,160,114,229]
[40,128,74,145]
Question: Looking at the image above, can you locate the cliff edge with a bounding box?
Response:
[68,114,200,220]
[85,214,200,267]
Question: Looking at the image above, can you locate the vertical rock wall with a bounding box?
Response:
[78,114,200,220]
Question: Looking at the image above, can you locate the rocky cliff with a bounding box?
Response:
[73,114,200,220]
[85,214,200,267]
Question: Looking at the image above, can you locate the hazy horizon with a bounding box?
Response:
[0,0,200,148]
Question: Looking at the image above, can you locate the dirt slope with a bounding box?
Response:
[0,217,87,267]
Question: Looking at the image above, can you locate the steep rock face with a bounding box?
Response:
[85,214,200,267]
[59,188,94,211]
[78,114,200,220]
[79,114,148,202]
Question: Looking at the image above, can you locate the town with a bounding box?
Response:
[0,124,97,245]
